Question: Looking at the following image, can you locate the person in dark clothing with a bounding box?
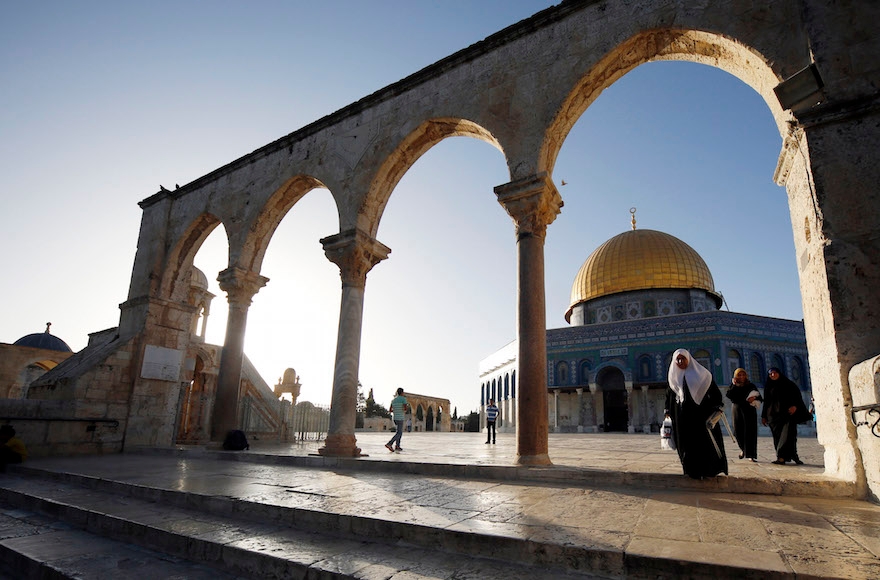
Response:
[726,368,762,462]
[665,349,728,479]
[761,367,808,465]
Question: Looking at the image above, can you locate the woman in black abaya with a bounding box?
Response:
[726,368,762,461]
[665,349,728,479]
[761,367,808,465]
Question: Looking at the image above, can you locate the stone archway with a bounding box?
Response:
[28,1,880,497]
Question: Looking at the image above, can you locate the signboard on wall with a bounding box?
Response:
[141,345,183,381]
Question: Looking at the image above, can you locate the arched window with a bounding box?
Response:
[790,356,806,388]
[481,383,486,406]
[556,361,569,385]
[749,352,764,384]
[579,359,592,385]
[491,379,497,401]
[727,349,742,381]
[772,354,785,373]
[511,371,516,398]
[693,349,712,373]
[638,355,653,380]
[504,374,509,399]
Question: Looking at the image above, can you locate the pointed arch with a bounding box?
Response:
[237,174,332,273]
[541,29,788,174]
[160,213,226,302]
[359,118,504,237]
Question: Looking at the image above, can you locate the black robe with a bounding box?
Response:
[761,374,808,461]
[666,379,728,478]
[726,381,761,459]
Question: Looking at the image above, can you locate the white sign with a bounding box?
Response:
[600,347,628,357]
[141,345,184,381]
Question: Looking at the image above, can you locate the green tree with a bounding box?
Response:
[465,411,480,432]
[452,407,458,421]
[364,388,391,419]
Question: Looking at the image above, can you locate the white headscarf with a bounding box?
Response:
[668,348,713,405]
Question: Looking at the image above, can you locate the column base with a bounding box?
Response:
[318,433,362,457]
[516,453,552,466]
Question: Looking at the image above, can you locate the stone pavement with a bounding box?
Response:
[1,432,878,579]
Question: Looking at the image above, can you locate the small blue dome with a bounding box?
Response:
[13,324,72,352]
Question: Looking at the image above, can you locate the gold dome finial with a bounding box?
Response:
[630,207,637,230]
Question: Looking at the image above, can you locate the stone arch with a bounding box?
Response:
[237,174,331,273]
[16,359,59,398]
[426,406,435,431]
[541,28,788,174]
[159,213,227,302]
[358,118,504,237]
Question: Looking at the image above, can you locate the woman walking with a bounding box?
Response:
[761,367,809,465]
[726,368,761,461]
[665,349,728,479]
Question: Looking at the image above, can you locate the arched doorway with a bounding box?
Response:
[598,366,627,432]
[426,407,435,431]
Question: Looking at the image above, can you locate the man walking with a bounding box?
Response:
[485,398,499,444]
[386,388,409,452]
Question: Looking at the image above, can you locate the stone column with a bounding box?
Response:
[576,387,584,433]
[318,229,390,457]
[589,383,599,433]
[776,105,880,493]
[641,385,650,434]
[495,173,562,465]
[212,267,268,441]
[552,390,559,430]
[625,384,634,433]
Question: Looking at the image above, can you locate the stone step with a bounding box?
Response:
[0,472,601,580]
[131,445,858,499]
[0,504,241,579]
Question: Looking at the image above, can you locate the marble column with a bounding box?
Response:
[318,229,390,457]
[495,173,563,465]
[625,384,634,433]
[212,267,268,441]
[576,388,584,433]
[589,383,599,433]
[552,390,559,430]
[641,385,650,433]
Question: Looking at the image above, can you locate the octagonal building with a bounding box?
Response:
[479,221,812,435]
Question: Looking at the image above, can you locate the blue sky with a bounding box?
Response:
[1,1,800,416]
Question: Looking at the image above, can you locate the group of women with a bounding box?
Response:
[664,348,811,479]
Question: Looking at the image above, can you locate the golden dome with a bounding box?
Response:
[566,229,718,321]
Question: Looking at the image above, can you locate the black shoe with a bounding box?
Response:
[772,459,786,465]
[738,452,744,459]
[485,441,490,444]
[793,458,804,465]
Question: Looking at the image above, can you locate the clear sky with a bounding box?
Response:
[1,1,801,417]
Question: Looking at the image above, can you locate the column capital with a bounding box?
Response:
[217,267,269,307]
[321,228,390,289]
[494,172,564,239]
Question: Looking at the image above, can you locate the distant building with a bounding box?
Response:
[0,323,74,399]
[480,217,811,434]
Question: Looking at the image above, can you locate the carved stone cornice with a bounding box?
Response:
[217,267,269,306]
[494,172,564,239]
[321,228,391,288]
